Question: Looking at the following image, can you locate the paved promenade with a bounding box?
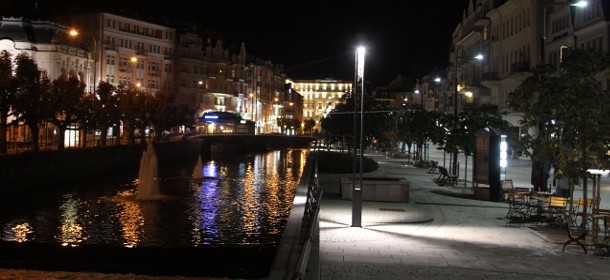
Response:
[317,149,610,279]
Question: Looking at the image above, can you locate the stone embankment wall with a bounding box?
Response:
[0,136,315,195]
[0,141,200,195]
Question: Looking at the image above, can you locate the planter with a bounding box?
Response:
[317,173,343,194]
[341,176,409,202]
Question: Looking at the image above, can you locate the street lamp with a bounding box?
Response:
[69,29,96,94]
[248,65,258,135]
[414,89,422,108]
[542,1,587,63]
[130,57,139,88]
[452,53,483,175]
[434,77,441,111]
[198,80,204,106]
[352,45,365,227]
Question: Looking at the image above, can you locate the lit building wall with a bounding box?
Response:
[55,13,177,95]
[0,17,93,147]
[0,17,91,86]
[291,79,353,131]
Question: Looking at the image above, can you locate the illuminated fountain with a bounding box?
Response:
[136,141,160,200]
[192,154,203,179]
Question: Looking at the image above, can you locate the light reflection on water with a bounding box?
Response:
[0,149,307,248]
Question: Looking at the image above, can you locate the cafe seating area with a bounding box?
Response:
[502,179,610,255]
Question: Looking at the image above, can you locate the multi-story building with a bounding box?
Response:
[0,17,92,146]
[0,17,91,88]
[445,0,609,140]
[372,75,410,110]
[175,25,301,135]
[2,11,305,148]
[291,79,353,132]
[56,12,177,96]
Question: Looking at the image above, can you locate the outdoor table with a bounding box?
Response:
[529,192,553,222]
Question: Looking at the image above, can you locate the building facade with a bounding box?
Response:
[442,0,609,137]
[1,11,307,150]
[0,17,93,146]
[56,12,177,96]
[291,79,353,132]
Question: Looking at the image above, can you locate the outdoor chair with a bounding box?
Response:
[570,198,596,230]
[502,179,533,223]
[601,215,610,255]
[437,166,457,186]
[506,190,530,222]
[590,208,610,254]
[427,160,438,174]
[543,196,568,228]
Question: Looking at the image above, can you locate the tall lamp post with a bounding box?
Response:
[541,0,587,63]
[69,29,96,94]
[250,65,258,135]
[351,46,365,227]
[452,53,483,175]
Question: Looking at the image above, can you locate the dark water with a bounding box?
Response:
[0,148,308,277]
[0,148,307,248]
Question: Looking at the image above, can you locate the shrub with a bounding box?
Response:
[316,151,378,173]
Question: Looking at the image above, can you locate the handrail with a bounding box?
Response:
[268,149,321,279]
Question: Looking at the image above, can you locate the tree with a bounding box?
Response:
[509,48,610,193]
[48,70,86,149]
[133,90,151,144]
[12,52,51,151]
[148,91,178,142]
[276,117,301,134]
[398,108,444,160]
[92,81,121,146]
[458,108,510,157]
[0,50,16,155]
[320,93,390,152]
[118,86,147,145]
[303,118,316,135]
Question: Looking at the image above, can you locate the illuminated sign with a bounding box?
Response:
[500,135,508,168]
[204,115,219,119]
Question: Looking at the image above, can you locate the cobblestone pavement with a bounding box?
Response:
[318,149,610,280]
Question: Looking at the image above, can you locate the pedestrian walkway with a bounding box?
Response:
[317,149,610,279]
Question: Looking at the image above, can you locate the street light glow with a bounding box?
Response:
[356,47,365,80]
[571,1,587,7]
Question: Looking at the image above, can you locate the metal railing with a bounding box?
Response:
[268,149,321,279]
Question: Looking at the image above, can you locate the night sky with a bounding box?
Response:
[1,0,470,87]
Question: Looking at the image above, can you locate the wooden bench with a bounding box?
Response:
[437,166,457,186]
